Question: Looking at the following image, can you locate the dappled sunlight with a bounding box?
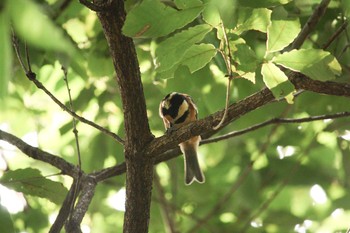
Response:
[310,184,328,205]
[0,185,27,214]
[276,145,296,159]
[107,188,126,212]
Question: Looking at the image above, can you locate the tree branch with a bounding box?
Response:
[65,175,96,233]
[146,76,350,159]
[95,0,154,232]
[290,0,331,50]
[12,34,124,145]
[0,130,79,178]
[91,109,350,184]
[203,111,350,144]
[49,179,80,233]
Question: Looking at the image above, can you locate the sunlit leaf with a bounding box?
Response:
[0,168,68,205]
[8,0,75,55]
[267,18,300,53]
[261,61,294,99]
[234,8,272,34]
[155,24,212,72]
[202,2,221,26]
[273,49,342,81]
[181,44,217,73]
[123,0,203,38]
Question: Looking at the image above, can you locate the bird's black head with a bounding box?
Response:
[161,92,186,119]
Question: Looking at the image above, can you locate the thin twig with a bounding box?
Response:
[151,195,216,233]
[11,32,28,74]
[323,20,348,50]
[11,35,124,145]
[49,179,80,233]
[202,111,350,144]
[290,0,331,50]
[62,66,82,168]
[61,65,83,226]
[240,137,316,232]
[91,111,350,182]
[24,42,32,73]
[213,22,234,130]
[188,110,285,233]
[187,162,253,233]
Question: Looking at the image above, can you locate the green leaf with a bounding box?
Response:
[267,18,300,53]
[155,24,212,72]
[234,43,259,72]
[181,44,217,73]
[0,8,11,99]
[202,3,221,26]
[261,62,294,99]
[0,168,68,205]
[0,205,15,233]
[273,49,342,81]
[228,36,259,83]
[234,8,272,34]
[8,0,75,55]
[123,0,203,38]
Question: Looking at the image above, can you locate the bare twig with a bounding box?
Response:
[62,66,82,168]
[290,0,331,50]
[65,176,96,233]
[62,65,84,227]
[322,20,348,49]
[11,35,124,145]
[49,179,80,233]
[213,22,233,130]
[187,108,285,233]
[203,111,350,144]
[187,162,253,233]
[11,32,28,74]
[240,137,316,232]
[91,111,350,182]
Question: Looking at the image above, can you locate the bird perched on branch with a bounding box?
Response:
[159,92,205,185]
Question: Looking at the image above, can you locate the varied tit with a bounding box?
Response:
[159,92,205,185]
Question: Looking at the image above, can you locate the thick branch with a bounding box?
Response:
[146,75,350,158]
[95,0,154,233]
[65,176,96,233]
[290,73,350,96]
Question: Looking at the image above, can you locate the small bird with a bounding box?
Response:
[159,92,205,185]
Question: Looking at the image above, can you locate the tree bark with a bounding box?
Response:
[95,0,154,232]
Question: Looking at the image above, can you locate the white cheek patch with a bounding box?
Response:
[175,100,189,121]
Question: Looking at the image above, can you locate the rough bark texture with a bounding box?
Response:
[94,1,154,232]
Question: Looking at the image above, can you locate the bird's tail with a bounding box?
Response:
[182,145,205,185]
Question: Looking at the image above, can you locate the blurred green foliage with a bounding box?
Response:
[0,0,350,232]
